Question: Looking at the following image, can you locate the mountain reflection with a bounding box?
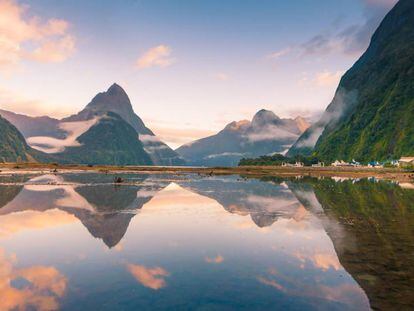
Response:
[0,173,170,248]
[287,178,414,310]
[176,176,303,227]
[0,174,413,309]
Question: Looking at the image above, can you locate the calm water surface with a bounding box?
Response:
[0,173,413,310]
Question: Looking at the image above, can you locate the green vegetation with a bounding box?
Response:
[292,178,414,310]
[44,112,153,166]
[239,153,321,166]
[290,0,414,162]
[0,115,32,162]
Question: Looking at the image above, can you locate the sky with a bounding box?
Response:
[0,0,398,148]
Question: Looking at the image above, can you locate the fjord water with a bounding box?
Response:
[0,174,413,310]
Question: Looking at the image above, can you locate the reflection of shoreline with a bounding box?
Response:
[288,178,414,311]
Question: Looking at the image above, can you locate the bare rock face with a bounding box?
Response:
[176,109,310,166]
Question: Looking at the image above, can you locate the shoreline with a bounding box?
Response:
[0,163,413,183]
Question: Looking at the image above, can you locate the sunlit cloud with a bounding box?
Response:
[257,276,285,291]
[126,263,170,290]
[258,266,369,308]
[205,255,224,264]
[0,0,76,73]
[0,248,67,311]
[294,251,342,271]
[136,45,175,69]
[0,87,74,118]
[314,70,344,87]
[0,210,77,239]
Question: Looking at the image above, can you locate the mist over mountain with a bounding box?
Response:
[48,112,153,165]
[0,84,184,166]
[0,109,65,139]
[63,83,184,165]
[288,0,414,161]
[176,109,309,166]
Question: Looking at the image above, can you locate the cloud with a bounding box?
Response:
[294,88,358,149]
[204,152,244,159]
[126,263,170,290]
[29,35,76,63]
[244,125,299,142]
[148,125,216,149]
[257,276,285,291]
[300,0,397,56]
[0,0,76,73]
[205,255,224,264]
[27,117,100,153]
[138,134,161,143]
[0,210,77,239]
[136,45,175,69]
[0,248,67,311]
[0,87,74,118]
[314,70,344,87]
[214,72,229,81]
[267,48,291,60]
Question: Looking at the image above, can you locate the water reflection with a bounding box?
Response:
[0,247,67,311]
[288,177,414,310]
[0,173,412,310]
[0,173,169,248]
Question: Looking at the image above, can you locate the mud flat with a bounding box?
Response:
[0,163,413,183]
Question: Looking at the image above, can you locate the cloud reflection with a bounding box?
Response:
[126,263,170,290]
[0,248,67,311]
[205,255,224,264]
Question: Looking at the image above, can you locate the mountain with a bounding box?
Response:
[49,112,153,165]
[0,84,185,166]
[63,83,185,166]
[288,0,414,161]
[0,109,65,139]
[0,114,36,162]
[177,175,303,227]
[176,109,310,166]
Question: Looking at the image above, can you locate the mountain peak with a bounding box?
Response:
[224,120,250,131]
[251,109,279,126]
[83,83,133,114]
[107,83,126,95]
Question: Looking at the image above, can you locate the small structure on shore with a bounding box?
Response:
[282,162,304,167]
[398,157,414,168]
[368,161,384,168]
[332,160,353,167]
[332,159,361,167]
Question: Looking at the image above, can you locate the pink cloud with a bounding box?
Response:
[126,263,170,290]
[0,0,76,72]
